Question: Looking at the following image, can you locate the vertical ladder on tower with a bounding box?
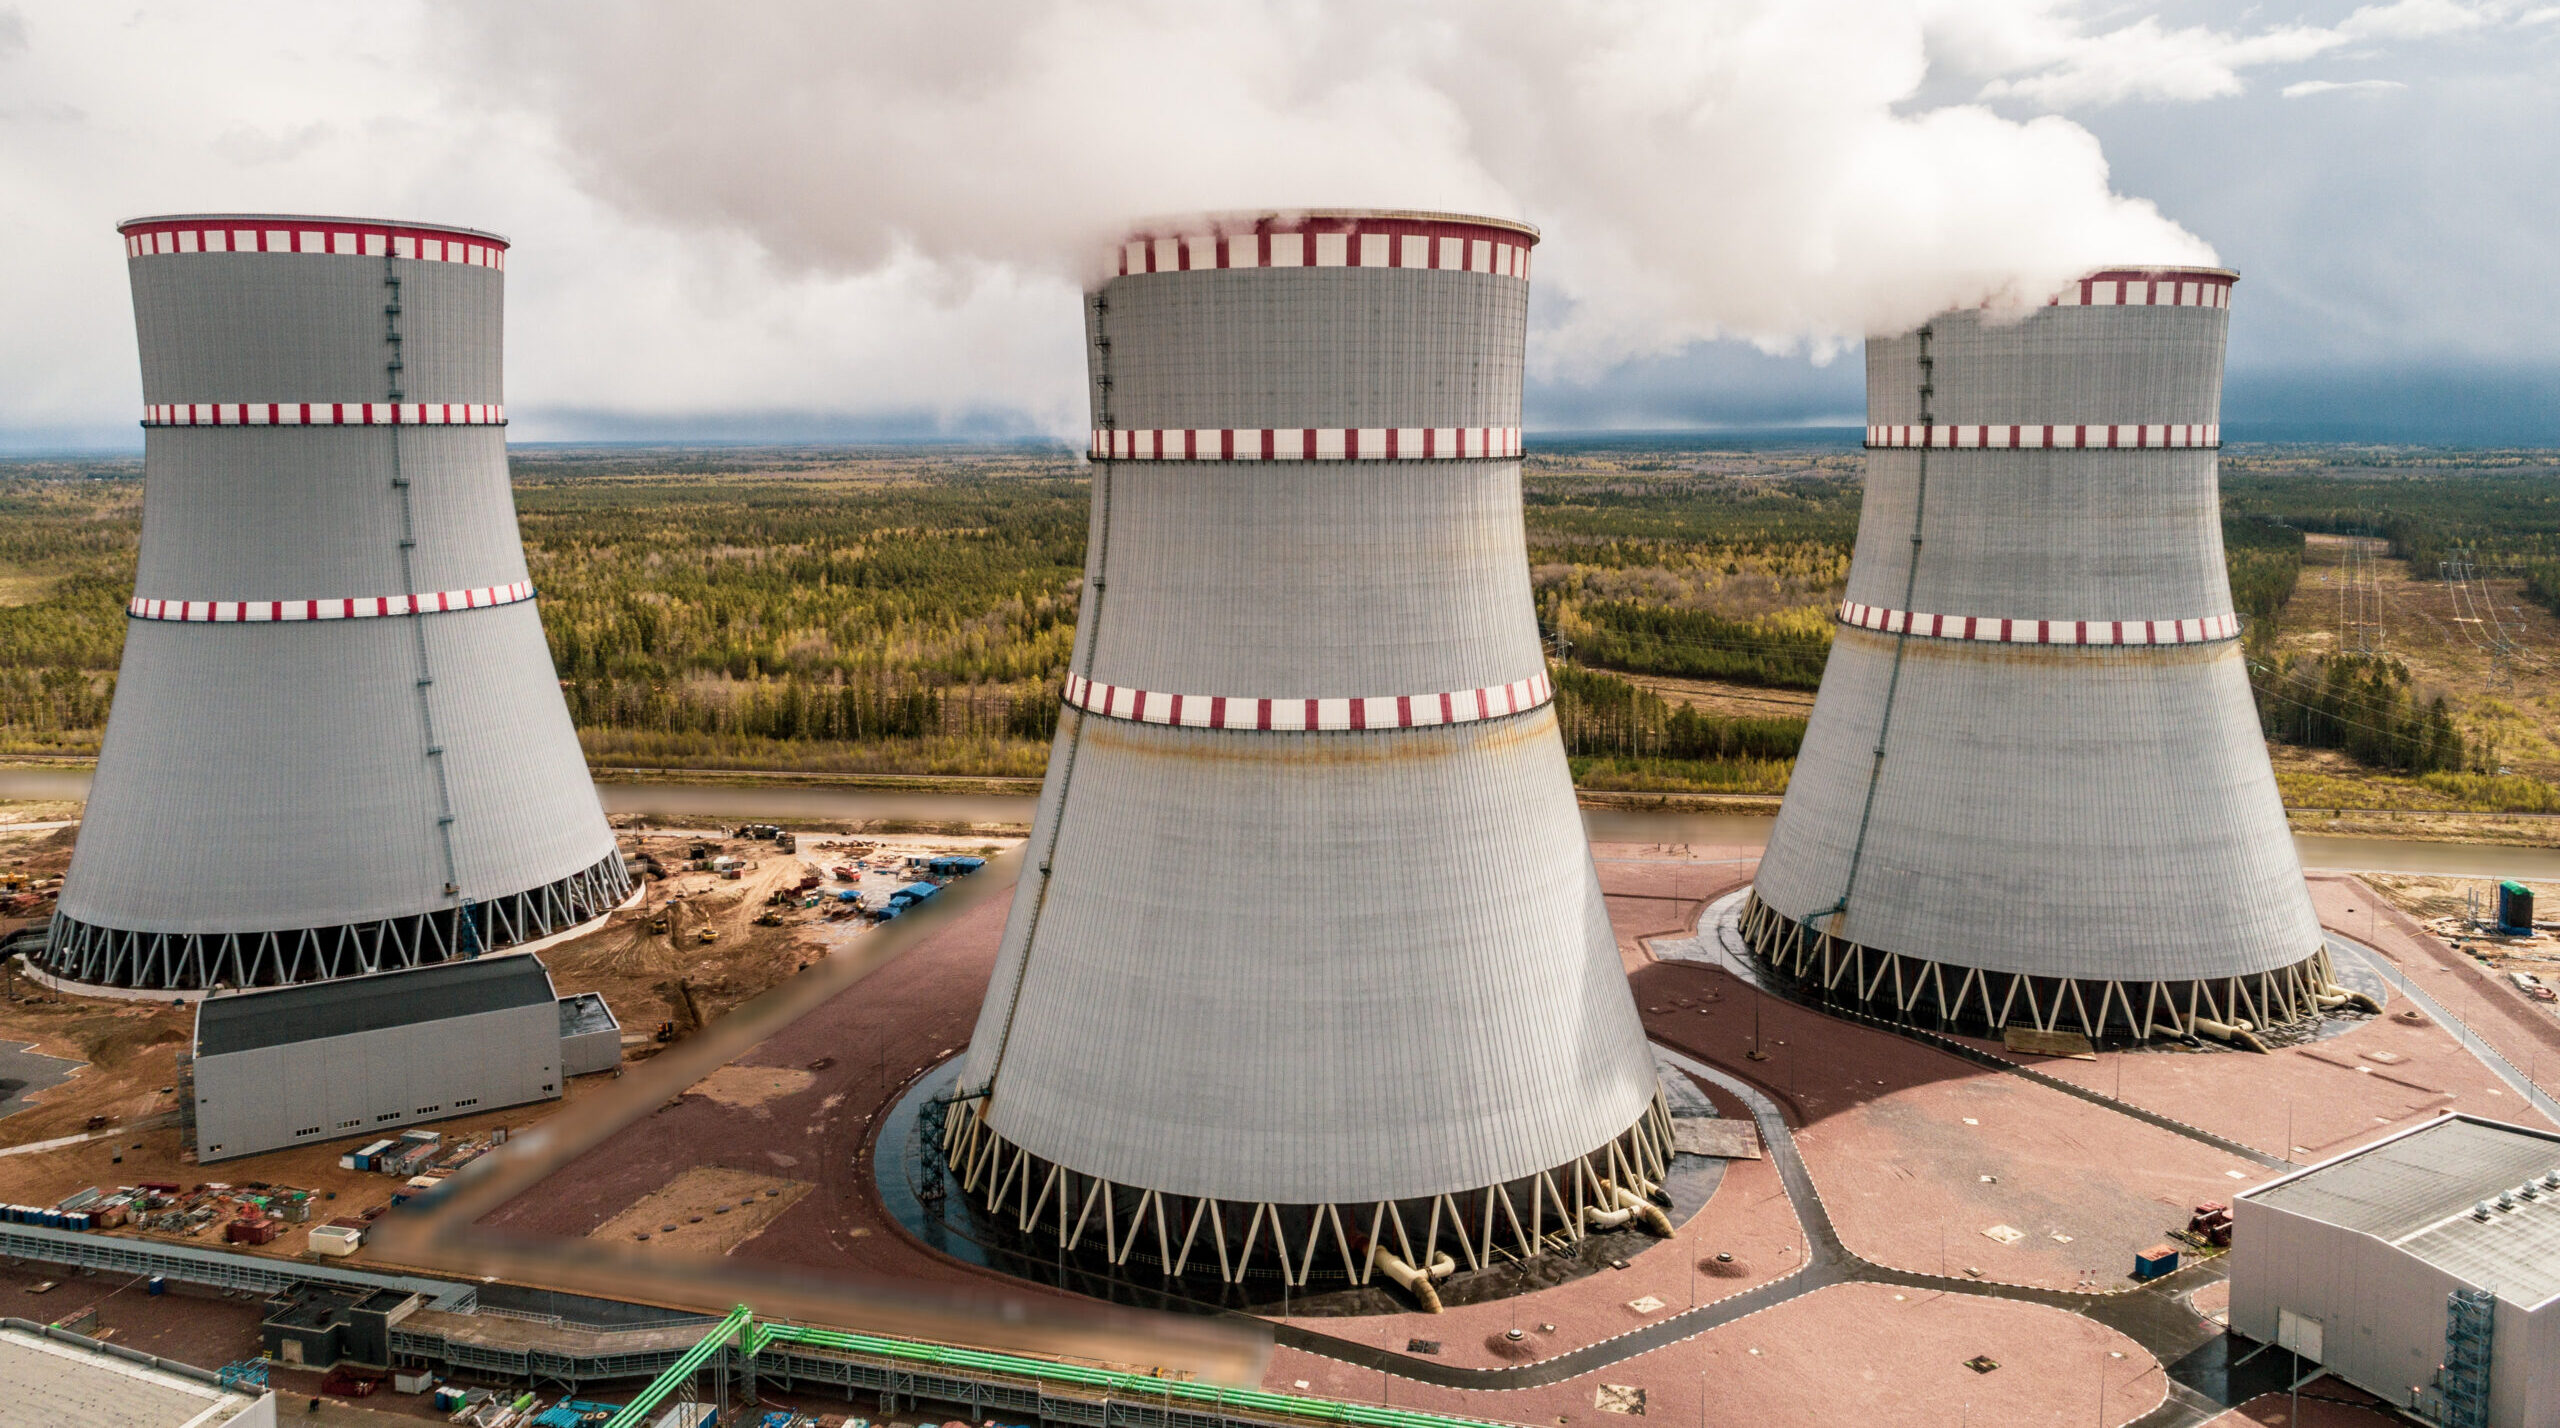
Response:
[2440,1286,2495,1428]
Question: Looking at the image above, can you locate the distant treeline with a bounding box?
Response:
[2251,653,2469,775]
[1552,661,1802,768]
[1553,602,1833,688]
[2224,515,2305,627]
[515,468,1086,770]
[2223,460,2560,617]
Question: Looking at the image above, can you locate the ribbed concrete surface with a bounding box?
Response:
[1754,277,2322,989]
[1095,267,1526,431]
[132,427,529,596]
[1844,449,2231,622]
[56,219,613,953]
[1071,462,1546,697]
[966,709,1656,1203]
[962,214,1658,1207]
[1865,306,2226,427]
[128,250,502,401]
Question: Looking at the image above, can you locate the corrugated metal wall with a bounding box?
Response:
[193,999,559,1161]
[2234,1194,2555,1426]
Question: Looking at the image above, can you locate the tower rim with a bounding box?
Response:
[1119,208,1539,244]
[117,213,511,249]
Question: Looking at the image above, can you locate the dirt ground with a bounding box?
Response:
[589,1164,812,1256]
[552,826,1019,1051]
[0,815,1014,1267]
[0,800,77,828]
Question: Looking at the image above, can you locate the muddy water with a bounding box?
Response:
[7,766,2558,878]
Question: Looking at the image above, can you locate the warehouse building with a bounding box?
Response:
[2232,1114,2560,1427]
[189,953,612,1162]
[0,1319,273,1427]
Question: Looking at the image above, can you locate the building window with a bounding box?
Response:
[293,1126,323,1138]
[337,1119,362,1130]
[378,1111,402,1122]
[541,1084,554,1094]
[414,1106,440,1116]
[454,1098,478,1109]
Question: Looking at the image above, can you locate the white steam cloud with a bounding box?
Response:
[447,1,2212,381]
[4,1,2534,439]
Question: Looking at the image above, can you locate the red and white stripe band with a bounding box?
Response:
[2050,270,2232,308]
[1115,222,1531,281]
[1838,600,2239,646]
[1063,669,1554,731]
[144,403,505,427]
[1866,424,2217,450]
[1092,427,1522,461]
[129,581,535,624]
[119,219,506,268]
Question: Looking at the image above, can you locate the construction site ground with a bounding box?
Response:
[0,817,1017,1264]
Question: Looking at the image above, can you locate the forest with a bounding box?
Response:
[0,444,2550,806]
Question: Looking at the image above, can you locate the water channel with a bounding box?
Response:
[4,765,2557,878]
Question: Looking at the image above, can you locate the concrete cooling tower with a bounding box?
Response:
[1744,267,2339,1043]
[43,215,628,991]
[942,212,1670,1294]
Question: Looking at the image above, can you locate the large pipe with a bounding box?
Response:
[2187,1015,2269,1053]
[1614,1183,1676,1238]
[1368,1246,1453,1313]
[2316,983,2384,1014]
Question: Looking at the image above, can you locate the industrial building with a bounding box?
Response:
[46,214,627,992]
[559,990,624,1076]
[260,1286,423,1371]
[0,1319,273,1428]
[188,952,603,1162]
[1743,268,2341,1041]
[944,211,1668,1295]
[2232,1114,2560,1427]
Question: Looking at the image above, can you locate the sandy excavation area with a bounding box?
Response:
[590,1164,813,1256]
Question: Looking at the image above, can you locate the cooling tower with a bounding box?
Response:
[942,212,1669,1291]
[43,215,628,991]
[1743,268,2335,1042]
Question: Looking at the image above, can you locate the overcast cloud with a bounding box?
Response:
[1,1,2552,448]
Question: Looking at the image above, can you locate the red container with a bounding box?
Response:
[224,1216,278,1245]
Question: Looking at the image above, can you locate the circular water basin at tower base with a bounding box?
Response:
[875,1054,1729,1317]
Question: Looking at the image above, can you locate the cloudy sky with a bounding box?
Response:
[3,1,2554,450]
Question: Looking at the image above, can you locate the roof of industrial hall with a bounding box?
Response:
[194,952,559,1058]
[2246,1113,2560,1308]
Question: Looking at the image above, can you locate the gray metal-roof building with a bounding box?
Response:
[1743,269,2334,1041]
[2233,1114,2560,1427]
[944,212,1667,1293]
[0,1320,273,1428]
[189,952,578,1162]
[46,213,626,992]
